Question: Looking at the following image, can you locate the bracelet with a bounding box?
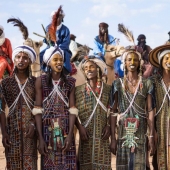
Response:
[148,135,154,138]
[111,112,119,117]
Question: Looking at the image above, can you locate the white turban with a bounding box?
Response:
[50,10,65,18]
[0,25,4,31]
[12,45,36,63]
[43,46,64,65]
[158,50,170,64]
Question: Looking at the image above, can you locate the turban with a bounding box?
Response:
[79,56,107,76]
[0,25,4,31]
[50,9,65,18]
[70,34,76,40]
[99,22,109,28]
[158,50,170,64]
[43,46,64,65]
[122,46,143,67]
[137,34,146,41]
[12,45,36,63]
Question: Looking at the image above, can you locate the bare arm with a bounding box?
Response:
[34,77,43,140]
[147,94,155,156]
[68,85,76,135]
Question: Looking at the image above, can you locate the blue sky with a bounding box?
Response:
[0,0,170,52]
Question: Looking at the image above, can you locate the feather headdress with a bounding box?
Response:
[7,17,29,40]
[48,5,62,43]
[118,23,135,45]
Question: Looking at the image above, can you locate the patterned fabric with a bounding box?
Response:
[110,78,155,170]
[41,75,76,170]
[151,75,170,169]
[1,75,37,170]
[75,83,111,170]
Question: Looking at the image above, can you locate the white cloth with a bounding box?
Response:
[57,23,62,31]
[158,50,170,64]
[43,46,64,65]
[50,10,65,18]
[0,25,5,46]
[12,45,36,63]
[69,40,78,59]
[0,25,4,31]
[0,32,5,46]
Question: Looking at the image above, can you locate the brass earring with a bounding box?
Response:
[97,68,101,83]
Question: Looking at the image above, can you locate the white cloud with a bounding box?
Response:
[90,3,128,18]
[130,3,165,15]
[150,24,161,30]
[18,3,53,14]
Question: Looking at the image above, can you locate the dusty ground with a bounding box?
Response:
[0,133,153,170]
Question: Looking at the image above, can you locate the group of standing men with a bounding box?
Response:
[0,5,169,170]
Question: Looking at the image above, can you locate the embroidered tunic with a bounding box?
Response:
[75,83,111,170]
[151,75,170,169]
[110,78,155,170]
[1,75,37,170]
[41,75,76,170]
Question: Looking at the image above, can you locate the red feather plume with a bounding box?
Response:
[48,5,62,43]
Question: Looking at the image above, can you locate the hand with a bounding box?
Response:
[149,137,155,156]
[38,139,48,156]
[110,138,117,155]
[62,134,72,152]
[78,125,89,141]
[102,125,110,140]
[2,132,11,148]
[24,124,35,138]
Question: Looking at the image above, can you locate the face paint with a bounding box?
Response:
[49,53,64,73]
[162,53,170,71]
[14,52,30,70]
[125,52,140,72]
[83,61,98,80]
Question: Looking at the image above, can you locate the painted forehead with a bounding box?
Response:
[83,60,97,68]
[126,52,139,59]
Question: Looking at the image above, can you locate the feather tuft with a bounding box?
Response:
[48,6,62,43]
[118,23,135,45]
[7,17,29,40]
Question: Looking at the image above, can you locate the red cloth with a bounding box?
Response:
[70,63,77,76]
[0,38,13,78]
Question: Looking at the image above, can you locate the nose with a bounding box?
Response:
[131,58,134,65]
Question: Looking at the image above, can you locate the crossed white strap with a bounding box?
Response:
[9,75,33,115]
[83,82,106,128]
[43,79,69,107]
[155,79,170,116]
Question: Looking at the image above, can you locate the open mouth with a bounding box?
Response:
[87,72,93,76]
[56,65,62,69]
[18,63,24,67]
[166,64,170,68]
[130,65,135,69]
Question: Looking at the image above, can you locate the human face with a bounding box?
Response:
[14,52,31,70]
[49,53,64,72]
[83,61,98,80]
[0,29,3,36]
[125,52,140,72]
[162,53,170,71]
[57,14,63,26]
[100,26,108,34]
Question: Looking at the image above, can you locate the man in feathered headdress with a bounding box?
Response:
[40,6,72,75]
[93,22,116,61]
[0,25,14,79]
